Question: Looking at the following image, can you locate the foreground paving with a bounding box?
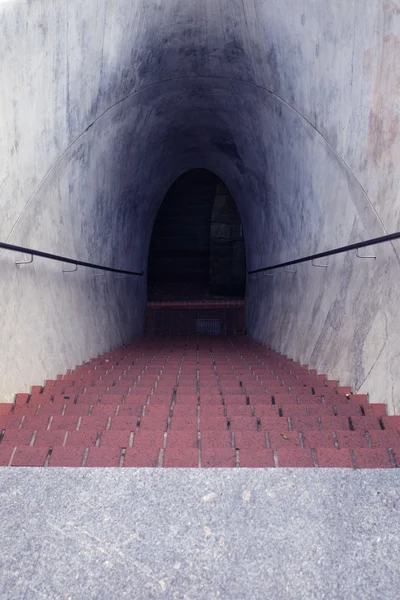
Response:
[0,468,399,599]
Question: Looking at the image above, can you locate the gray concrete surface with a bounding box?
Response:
[1,1,400,410]
[0,468,399,599]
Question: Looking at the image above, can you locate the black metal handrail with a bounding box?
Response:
[248,231,400,275]
[0,242,144,276]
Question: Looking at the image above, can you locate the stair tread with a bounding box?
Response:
[1,335,398,467]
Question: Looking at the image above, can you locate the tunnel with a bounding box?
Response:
[1,0,400,415]
[148,169,246,301]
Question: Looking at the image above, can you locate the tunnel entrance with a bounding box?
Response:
[147,169,246,302]
[210,182,246,297]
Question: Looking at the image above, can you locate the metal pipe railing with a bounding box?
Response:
[248,231,400,275]
[0,242,144,276]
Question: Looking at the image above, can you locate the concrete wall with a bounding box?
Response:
[245,0,400,414]
[1,1,400,411]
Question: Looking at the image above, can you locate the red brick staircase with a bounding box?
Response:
[1,335,399,468]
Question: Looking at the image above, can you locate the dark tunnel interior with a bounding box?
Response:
[147,169,246,301]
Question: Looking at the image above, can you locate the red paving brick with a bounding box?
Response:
[336,430,369,449]
[13,402,46,415]
[276,449,314,467]
[109,416,138,430]
[381,416,400,430]
[79,416,109,431]
[167,430,198,448]
[15,393,30,404]
[19,415,50,430]
[271,394,298,405]
[229,416,258,431]
[65,430,98,447]
[196,393,220,404]
[124,447,160,467]
[201,430,232,449]
[363,404,387,416]
[333,405,363,417]
[296,395,325,405]
[0,444,15,466]
[307,405,336,417]
[290,416,320,431]
[134,431,165,448]
[125,394,150,405]
[86,447,121,467]
[100,430,131,447]
[391,448,400,467]
[138,418,168,432]
[3,337,400,467]
[148,397,172,406]
[253,406,285,418]
[248,396,273,406]
[175,393,198,403]
[223,395,248,405]
[11,446,48,467]
[202,448,236,467]
[268,431,301,449]
[49,447,86,467]
[173,406,199,416]
[75,394,100,405]
[316,449,353,468]
[63,404,91,416]
[350,416,382,431]
[117,405,143,417]
[164,448,198,467]
[99,393,126,404]
[234,431,266,450]
[49,416,79,430]
[368,430,400,448]
[260,417,290,431]
[225,406,253,417]
[1,429,34,446]
[34,430,67,447]
[169,416,198,430]
[320,417,350,431]
[143,405,170,418]
[200,393,222,402]
[240,449,274,467]
[302,431,336,449]
[345,393,368,404]
[201,417,228,431]
[280,405,309,418]
[354,449,392,469]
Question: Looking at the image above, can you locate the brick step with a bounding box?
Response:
[1,335,398,468]
[7,412,391,431]
[0,443,396,468]
[1,426,399,452]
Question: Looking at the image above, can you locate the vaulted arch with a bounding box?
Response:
[147,169,245,300]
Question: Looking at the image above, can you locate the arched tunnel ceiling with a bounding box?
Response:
[1,0,400,411]
[3,0,398,262]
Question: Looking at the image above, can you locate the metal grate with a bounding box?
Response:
[195,319,222,335]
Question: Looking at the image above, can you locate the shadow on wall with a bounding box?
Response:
[147,169,246,301]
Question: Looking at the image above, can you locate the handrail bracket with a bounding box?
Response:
[15,254,33,266]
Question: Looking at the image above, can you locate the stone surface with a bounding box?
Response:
[1,1,400,411]
[0,468,400,598]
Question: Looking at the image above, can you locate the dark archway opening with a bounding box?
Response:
[147,169,246,301]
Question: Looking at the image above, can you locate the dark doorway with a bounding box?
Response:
[210,182,246,297]
[147,169,246,301]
